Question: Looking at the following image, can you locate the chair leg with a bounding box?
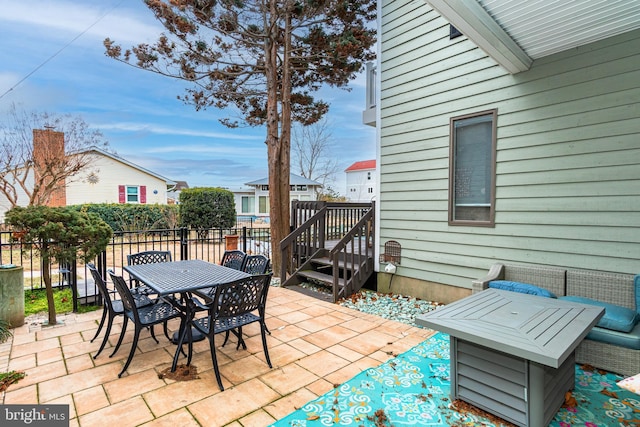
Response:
[90,305,108,342]
[209,335,224,391]
[110,317,128,357]
[118,326,141,378]
[162,321,171,341]
[222,330,231,347]
[149,324,159,344]
[260,322,272,368]
[93,313,115,359]
[234,327,247,350]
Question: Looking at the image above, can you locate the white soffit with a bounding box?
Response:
[427,0,640,73]
[479,0,640,59]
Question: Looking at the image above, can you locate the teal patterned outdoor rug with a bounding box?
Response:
[271,332,639,426]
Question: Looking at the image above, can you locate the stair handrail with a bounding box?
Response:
[328,205,375,301]
[280,206,327,282]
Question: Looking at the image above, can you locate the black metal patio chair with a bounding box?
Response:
[87,263,155,359]
[241,254,270,275]
[220,250,246,270]
[187,273,273,391]
[107,270,185,377]
[126,250,172,294]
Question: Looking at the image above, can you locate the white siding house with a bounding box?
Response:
[373,0,640,303]
[233,174,322,219]
[0,145,175,222]
[66,147,174,206]
[345,160,376,203]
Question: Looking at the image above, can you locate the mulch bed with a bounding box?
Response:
[157,364,199,381]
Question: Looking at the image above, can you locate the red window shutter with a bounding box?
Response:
[140,186,147,204]
[118,185,125,203]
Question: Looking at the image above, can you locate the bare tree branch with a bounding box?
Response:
[0,103,109,211]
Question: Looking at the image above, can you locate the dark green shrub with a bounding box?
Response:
[69,203,179,232]
[179,188,236,237]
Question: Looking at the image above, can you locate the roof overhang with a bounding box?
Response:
[428,0,532,73]
[427,0,640,74]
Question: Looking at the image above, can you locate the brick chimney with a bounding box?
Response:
[33,128,67,207]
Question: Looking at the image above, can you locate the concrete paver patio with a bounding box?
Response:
[0,285,435,426]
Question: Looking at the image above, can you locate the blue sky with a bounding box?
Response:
[0,0,375,193]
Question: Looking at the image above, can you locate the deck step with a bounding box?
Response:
[311,257,360,271]
[297,270,335,286]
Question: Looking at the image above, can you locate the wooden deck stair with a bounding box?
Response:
[280,202,375,303]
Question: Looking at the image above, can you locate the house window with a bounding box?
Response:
[119,185,146,204]
[258,196,270,214]
[261,185,269,191]
[127,186,139,203]
[449,110,496,226]
[297,185,307,191]
[367,172,371,180]
[368,187,373,194]
[241,196,255,213]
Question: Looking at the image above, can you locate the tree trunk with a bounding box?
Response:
[42,251,58,326]
[265,2,288,277]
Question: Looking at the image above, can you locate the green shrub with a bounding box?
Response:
[70,203,180,232]
[179,188,236,234]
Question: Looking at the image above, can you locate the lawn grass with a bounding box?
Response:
[24,288,100,316]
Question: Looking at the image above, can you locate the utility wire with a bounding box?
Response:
[0,0,126,101]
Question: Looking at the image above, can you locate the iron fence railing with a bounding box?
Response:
[0,222,271,310]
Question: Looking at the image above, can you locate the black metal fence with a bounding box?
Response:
[0,221,271,310]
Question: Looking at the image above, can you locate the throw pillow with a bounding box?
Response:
[488,280,557,298]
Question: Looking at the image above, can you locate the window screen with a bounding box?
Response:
[449,110,496,225]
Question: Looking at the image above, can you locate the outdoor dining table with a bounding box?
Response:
[123,259,250,371]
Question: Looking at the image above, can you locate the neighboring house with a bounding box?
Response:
[233,174,323,218]
[371,1,640,303]
[345,160,376,202]
[0,132,175,221]
[167,180,189,204]
[66,147,175,207]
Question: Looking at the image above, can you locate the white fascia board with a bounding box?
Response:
[426,0,532,74]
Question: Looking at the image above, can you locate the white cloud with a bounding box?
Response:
[0,0,161,45]
[97,121,264,141]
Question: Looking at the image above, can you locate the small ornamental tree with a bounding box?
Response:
[5,206,113,326]
[179,188,236,239]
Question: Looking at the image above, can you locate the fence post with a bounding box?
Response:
[70,256,78,313]
[242,227,247,253]
[180,227,188,260]
[96,251,107,306]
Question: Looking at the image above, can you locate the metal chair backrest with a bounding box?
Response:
[242,254,270,275]
[220,250,246,271]
[127,250,172,265]
[211,273,272,321]
[87,263,113,309]
[108,270,140,321]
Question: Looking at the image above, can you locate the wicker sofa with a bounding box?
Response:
[472,263,640,376]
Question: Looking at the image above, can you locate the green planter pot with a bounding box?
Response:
[0,265,24,328]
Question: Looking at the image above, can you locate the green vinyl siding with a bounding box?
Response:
[378,0,640,289]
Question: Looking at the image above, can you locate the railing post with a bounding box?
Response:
[180,227,189,260]
[70,256,78,313]
[242,227,247,253]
